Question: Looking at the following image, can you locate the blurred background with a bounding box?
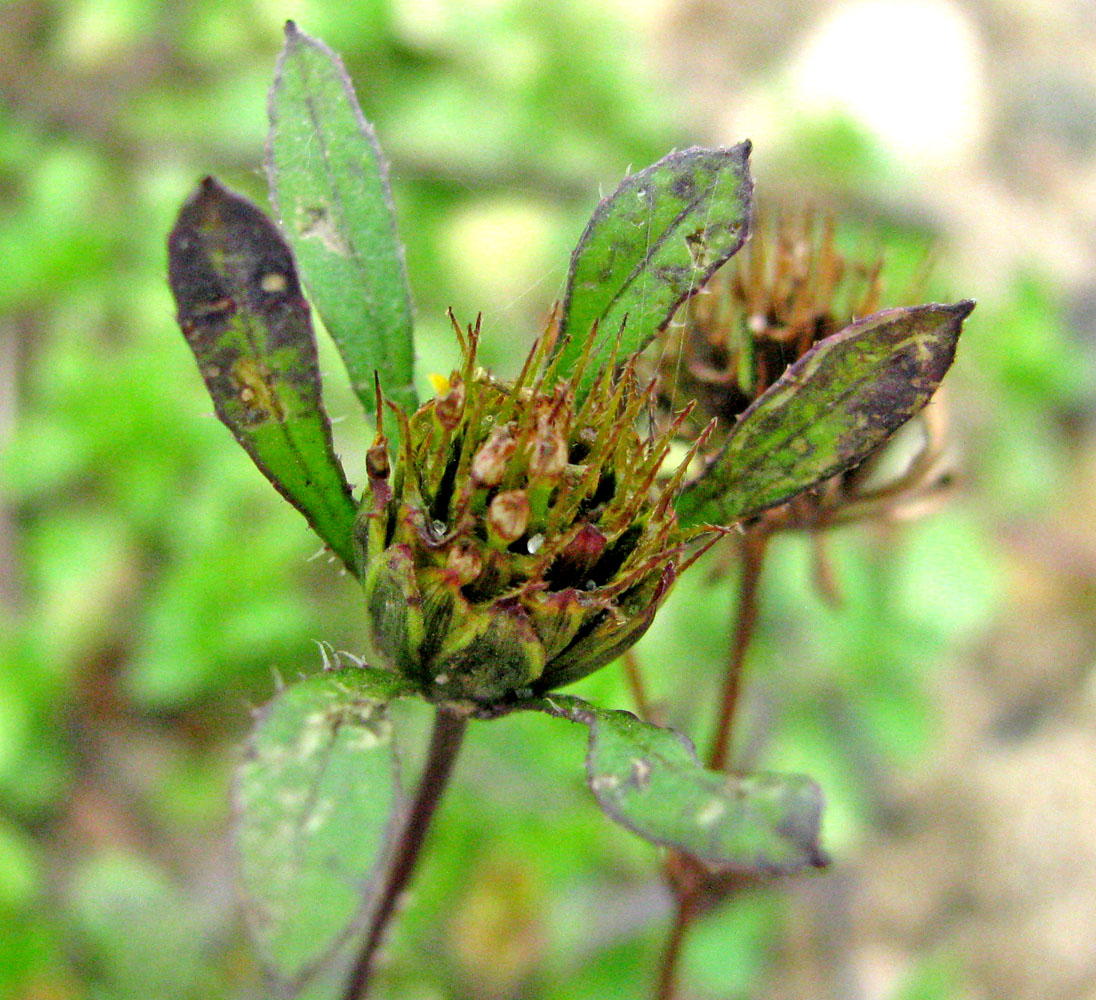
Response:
[2,0,1096,997]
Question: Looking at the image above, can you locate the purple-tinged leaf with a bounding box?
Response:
[167,177,359,570]
[675,301,974,528]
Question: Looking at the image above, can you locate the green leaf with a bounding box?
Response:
[167,177,359,571]
[268,21,417,415]
[555,144,752,400]
[675,301,975,528]
[535,695,827,874]
[233,667,415,994]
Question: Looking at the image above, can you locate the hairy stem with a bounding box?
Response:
[342,705,468,1000]
[707,528,769,772]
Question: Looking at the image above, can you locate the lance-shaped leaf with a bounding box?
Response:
[233,667,416,995]
[268,21,417,415]
[555,144,752,401]
[675,301,975,528]
[534,695,827,874]
[168,177,358,570]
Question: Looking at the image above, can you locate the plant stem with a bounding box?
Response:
[654,897,694,1000]
[622,647,655,722]
[652,528,771,1000]
[342,705,468,1000]
[707,528,769,772]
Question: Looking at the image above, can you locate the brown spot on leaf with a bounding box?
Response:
[298,203,351,256]
[231,357,285,423]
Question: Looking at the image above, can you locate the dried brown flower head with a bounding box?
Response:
[653,211,953,535]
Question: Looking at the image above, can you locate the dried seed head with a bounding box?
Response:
[655,210,890,438]
[355,315,704,704]
[652,208,949,541]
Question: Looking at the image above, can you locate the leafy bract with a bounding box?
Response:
[268,21,417,415]
[233,667,415,995]
[167,176,358,570]
[535,695,827,874]
[675,301,975,528]
[555,144,752,401]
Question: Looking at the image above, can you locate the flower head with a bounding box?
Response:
[355,314,715,704]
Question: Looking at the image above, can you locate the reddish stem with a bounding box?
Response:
[652,527,771,999]
[342,706,468,1000]
[707,528,769,772]
[654,896,695,1000]
[622,647,655,722]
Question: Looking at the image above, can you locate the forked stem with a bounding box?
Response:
[342,705,468,1000]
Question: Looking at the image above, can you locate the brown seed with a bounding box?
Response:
[527,414,568,479]
[446,542,483,584]
[487,490,531,544]
[366,439,390,481]
[436,376,466,431]
[472,427,517,486]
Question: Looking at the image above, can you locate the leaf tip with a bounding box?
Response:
[194,174,225,201]
[177,176,233,225]
[952,298,976,321]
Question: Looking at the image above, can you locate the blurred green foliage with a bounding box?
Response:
[0,1,1084,998]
